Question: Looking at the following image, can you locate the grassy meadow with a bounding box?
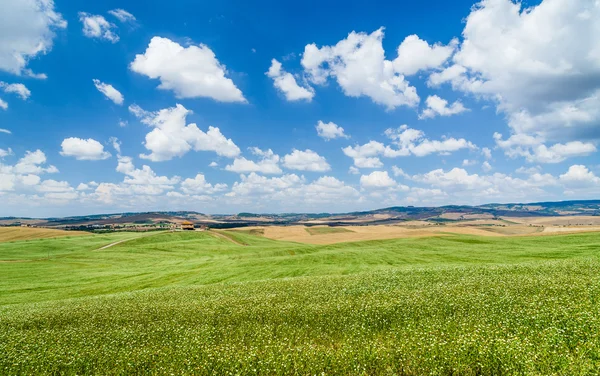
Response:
[1,229,600,374]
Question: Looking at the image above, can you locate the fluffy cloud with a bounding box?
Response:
[180,174,227,195]
[430,0,600,142]
[559,165,600,186]
[131,103,240,161]
[0,150,57,192]
[0,0,66,77]
[282,149,330,172]
[225,148,282,175]
[360,171,397,189]
[494,133,597,163]
[393,35,457,76]
[130,37,246,102]
[384,125,477,157]
[0,82,31,100]
[78,12,119,43]
[482,161,492,172]
[342,141,386,168]
[0,148,12,157]
[92,79,123,105]
[266,59,314,101]
[227,173,360,210]
[108,9,135,23]
[301,28,419,110]
[60,138,111,161]
[419,95,467,119]
[316,120,348,140]
[94,156,181,203]
[481,147,492,160]
[0,99,7,110]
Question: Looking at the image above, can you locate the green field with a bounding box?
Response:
[1,230,600,374]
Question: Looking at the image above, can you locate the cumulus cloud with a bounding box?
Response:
[92,79,124,105]
[559,165,600,186]
[393,35,457,76]
[227,173,360,210]
[266,59,314,101]
[301,28,419,110]
[0,82,31,100]
[130,37,246,102]
[0,150,57,193]
[482,161,492,172]
[60,138,111,161]
[0,99,7,110]
[384,125,477,157]
[494,133,597,163]
[78,12,119,43]
[131,103,240,161]
[360,171,397,189]
[430,0,600,142]
[342,141,386,168]
[282,149,330,172]
[316,120,349,140]
[180,174,227,195]
[108,9,136,23]
[0,0,66,76]
[225,148,282,175]
[481,147,492,160]
[419,95,467,119]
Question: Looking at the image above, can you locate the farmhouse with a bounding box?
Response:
[181,221,195,231]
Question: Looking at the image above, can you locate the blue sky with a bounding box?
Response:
[0,0,598,217]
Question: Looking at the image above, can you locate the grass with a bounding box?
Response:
[1,230,600,374]
[305,226,355,235]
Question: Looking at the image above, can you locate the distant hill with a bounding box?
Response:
[0,200,598,228]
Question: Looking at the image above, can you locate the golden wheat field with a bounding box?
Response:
[0,227,88,242]
[228,220,600,245]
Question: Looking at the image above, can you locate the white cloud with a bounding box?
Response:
[0,82,31,99]
[282,149,330,172]
[108,9,136,23]
[227,173,360,210]
[0,129,10,135]
[266,59,314,101]
[78,12,119,43]
[316,120,348,140]
[419,95,467,119]
[76,183,91,191]
[209,161,218,168]
[482,161,492,172]
[481,147,492,160]
[0,148,13,157]
[92,79,124,105]
[559,165,600,186]
[0,99,7,110]
[462,159,476,167]
[494,132,597,163]
[130,37,246,103]
[392,166,410,178]
[0,0,66,76]
[384,125,477,157]
[393,35,457,76]
[342,141,385,168]
[0,150,57,193]
[12,150,58,175]
[131,103,240,161]
[116,155,179,186]
[60,138,111,161]
[109,137,121,154]
[225,148,282,174]
[180,174,227,195]
[431,0,600,143]
[516,166,541,175]
[118,120,128,127]
[360,171,397,189]
[348,166,360,175]
[301,28,419,110]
